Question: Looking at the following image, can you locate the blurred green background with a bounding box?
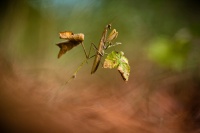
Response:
[0,0,200,133]
[0,0,200,76]
[1,0,199,78]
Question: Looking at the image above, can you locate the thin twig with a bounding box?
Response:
[64,59,88,85]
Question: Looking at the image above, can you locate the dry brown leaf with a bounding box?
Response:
[59,31,74,39]
[56,32,84,58]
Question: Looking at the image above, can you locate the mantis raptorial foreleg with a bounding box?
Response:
[105,29,119,49]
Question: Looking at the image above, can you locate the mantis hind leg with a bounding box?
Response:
[86,43,104,59]
[81,42,104,59]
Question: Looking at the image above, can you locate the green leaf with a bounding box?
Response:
[103,51,130,81]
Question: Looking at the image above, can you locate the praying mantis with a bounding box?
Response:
[91,24,119,74]
[56,23,123,84]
